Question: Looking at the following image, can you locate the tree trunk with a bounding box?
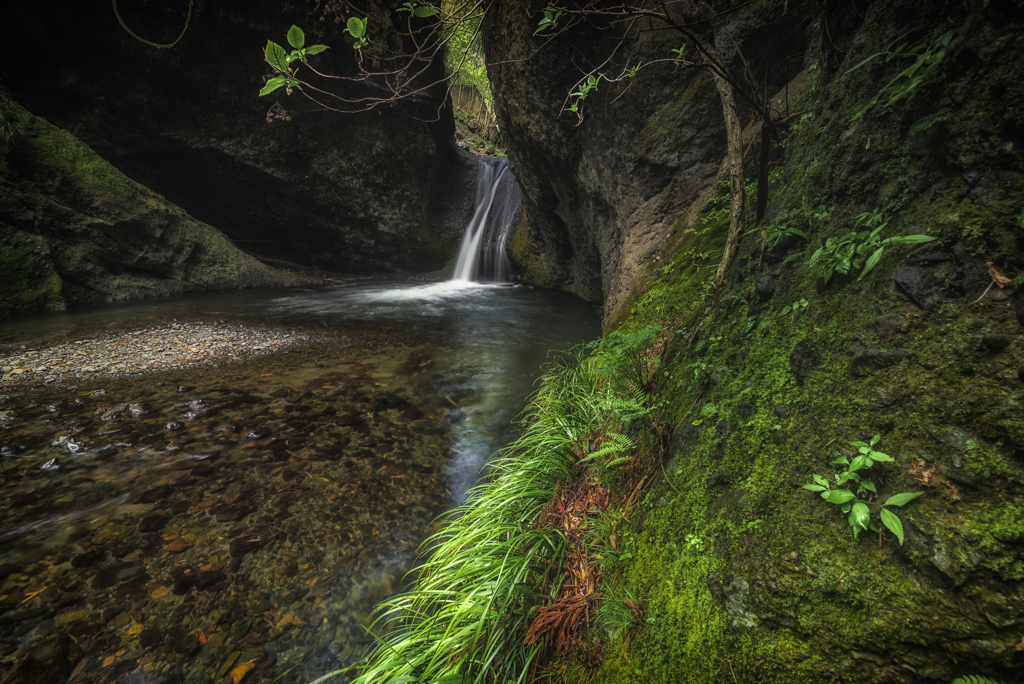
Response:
[710,56,746,287]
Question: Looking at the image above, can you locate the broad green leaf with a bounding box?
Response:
[265,41,288,71]
[883,491,923,507]
[347,16,367,39]
[850,502,870,531]
[860,480,877,493]
[823,489,856,505]
[812,474,828,488]
[848,455,869,473]
[868,450,894,463]
[803,484,827,492]
[841,503,852,513]
[880,507,905,545]
[259,76,286,96]
[830,455,849,466]
[305,44,329,55]
[287,25,305,49]
[414,6,438,17]
[859,245,885,280]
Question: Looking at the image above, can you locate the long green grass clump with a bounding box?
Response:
[345,343,650,684]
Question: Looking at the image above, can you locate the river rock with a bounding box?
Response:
[229,533,270,558]
[138,513,170,533]
[71,548,106,568]
[3,632,76,684]
[167,539,194,553]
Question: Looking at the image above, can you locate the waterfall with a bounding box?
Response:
[450,156,521,282]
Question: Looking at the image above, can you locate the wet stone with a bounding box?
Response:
[116,565,145,581]
[167,539,194,553]
[196,569,226,591]
[71,548,106,568]
[172,575,196,595]
[229,534,269,558]
[216,506,250,522]
[93,562,132,589]
[3,632,76,684]
[139,513,170,533]
[137,486,171,504]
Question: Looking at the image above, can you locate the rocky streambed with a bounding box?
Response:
[0,324,461,684]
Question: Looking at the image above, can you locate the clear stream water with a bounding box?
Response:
[0,159,600,683]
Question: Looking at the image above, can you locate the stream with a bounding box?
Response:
[0,279,600,683]
[0,157,602,683]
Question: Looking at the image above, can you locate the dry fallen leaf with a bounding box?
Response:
[230,662,255,684]
[197,630,208,646]
[151,586,170,599]
[987,262,1013,288]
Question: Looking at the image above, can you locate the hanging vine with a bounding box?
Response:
[112,0,194,49]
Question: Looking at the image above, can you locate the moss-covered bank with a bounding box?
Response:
[584,2,1024,682]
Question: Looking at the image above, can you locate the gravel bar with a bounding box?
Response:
[0,321,311,390]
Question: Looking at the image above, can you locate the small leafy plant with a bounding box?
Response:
[534,4,563,35]
[807,209,935,283]
[778,298,808,317]
[566,73,602,114]
[261,25,330,97]
[803,434,923,544]
[344,16,369,49]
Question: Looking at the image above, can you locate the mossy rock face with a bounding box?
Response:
[0,229,63,314]
[579,2,1024,682]
[3,0,465,277]
[0,103,284,316]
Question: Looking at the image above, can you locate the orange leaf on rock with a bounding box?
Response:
[987,262,1014,288]
[230,662,255,684]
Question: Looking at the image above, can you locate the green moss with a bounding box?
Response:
[0,229,64,314]
[14,102,137,199]
[510,208,567,290]
[411,217,456,262]
[578,10,1024,677]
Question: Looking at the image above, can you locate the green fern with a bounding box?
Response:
[951,676,1006,684]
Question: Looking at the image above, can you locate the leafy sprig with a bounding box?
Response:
[803,434,923,545]
[260,25,330,97]
[807,209,935,283]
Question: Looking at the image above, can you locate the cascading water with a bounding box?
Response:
[450,156,521,282]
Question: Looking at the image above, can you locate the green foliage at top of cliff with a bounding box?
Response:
[442,0,494,116]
